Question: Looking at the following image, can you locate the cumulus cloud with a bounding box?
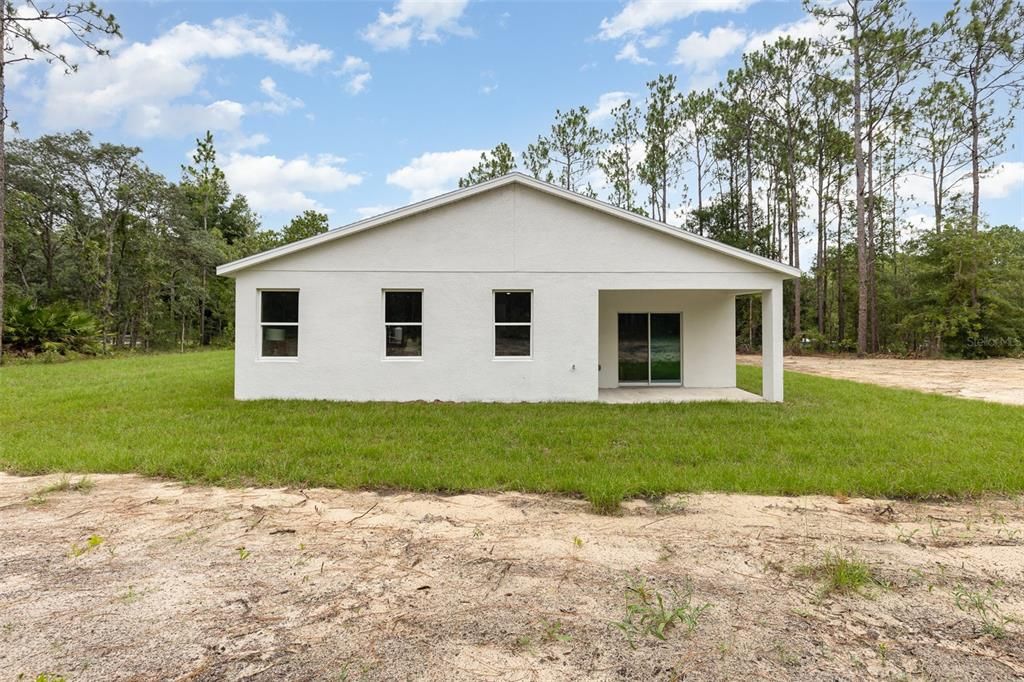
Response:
[588,91,633,123]
[672,25,747,72]
[598,0,757,40]
[615,41,653,65]
[338,55,372,94]
[223,152,363,213]
[744,14,841,53]
[979,161,1024,199]
[362,0,473,51]
[386,149,487,201]
[255,77,304,115]
[32,14,330,137]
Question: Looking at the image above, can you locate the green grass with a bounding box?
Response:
[1,350,1022,502]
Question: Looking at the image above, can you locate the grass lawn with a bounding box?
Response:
[1,350,1022,508]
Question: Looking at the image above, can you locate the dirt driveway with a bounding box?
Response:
[1,473,1022,680]
[739,355,1024,405]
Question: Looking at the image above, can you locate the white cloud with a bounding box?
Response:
[362,0,473,51]
[223,152,363,213]
[337,55,372,95]
[672,25,746,72]
[347,72,373,94]
[980,161,1024,199]
[340,55,370,73]
[355,205,397,219]
[255,77,304,114]
[386,149,486,201]
[744,15,840,53]
[230,132,271,152]
[598,0,757,40]
[615,41,653,65]
[34,14,331,137]
[588,91,633,123]
[641,34,668,49]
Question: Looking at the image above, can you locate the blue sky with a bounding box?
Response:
[10,0,1023,252]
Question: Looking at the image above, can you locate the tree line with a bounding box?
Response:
[459,0,1024,357]
[2,0,1023,359]
[3,129,328,354]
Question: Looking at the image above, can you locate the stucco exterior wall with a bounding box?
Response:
[229,183,784,402]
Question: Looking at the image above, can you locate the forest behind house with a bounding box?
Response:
[3,0,1023,360]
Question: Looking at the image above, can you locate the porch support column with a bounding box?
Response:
[761,284,784,402]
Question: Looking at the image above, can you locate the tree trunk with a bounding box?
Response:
[853,2,869,357]
[745,134,754,238]
[0,3,7,360]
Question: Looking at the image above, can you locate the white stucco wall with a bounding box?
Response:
[228,183,786,402]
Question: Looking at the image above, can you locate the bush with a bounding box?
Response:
[3,299,101,355]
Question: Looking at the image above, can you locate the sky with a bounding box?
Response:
[9,0,1024,265]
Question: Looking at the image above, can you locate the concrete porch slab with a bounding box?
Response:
[597,386,764,404]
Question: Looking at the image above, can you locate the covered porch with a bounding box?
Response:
[597,286,783,403]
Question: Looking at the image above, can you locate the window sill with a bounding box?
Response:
[257,356,299,363]
[383,356,423,362]
[493,356,532,362]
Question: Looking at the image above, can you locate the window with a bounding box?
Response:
[494,291,531,357]
[260,290,298,358]
[385,290,422,357]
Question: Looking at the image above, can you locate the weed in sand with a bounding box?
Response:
[37,475,94,496]
[237,546,251,560]
[31,675,67,682]
[119,586,141,604]
[612,578,710,647]
[69,534,104,558]
[895,525,919,544]
[572,536,584,549]
[953,586,1015,638]
[797,550,880,597]
[540,619,571,643]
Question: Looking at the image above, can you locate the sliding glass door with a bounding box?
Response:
[617,313,681,385]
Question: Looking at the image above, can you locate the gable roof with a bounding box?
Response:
[216,172,800,278]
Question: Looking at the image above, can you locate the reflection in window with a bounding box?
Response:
[385,290,423,357]
[494,291,531,357]
[260,291,298,357]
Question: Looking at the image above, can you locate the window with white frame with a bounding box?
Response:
[260,290,299,358]
[494,291,531,357]
[384,290,422,357]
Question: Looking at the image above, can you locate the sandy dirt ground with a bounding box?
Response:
[2,474,1022,680]
[738,355,1024,406]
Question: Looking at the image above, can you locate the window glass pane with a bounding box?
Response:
[261,291,298,323]
[261,325,298,357]
[494,291,531,323]
[385,291,422,323]
[650,314,681,382]
[386,324,422,357]
[495,325,530,356]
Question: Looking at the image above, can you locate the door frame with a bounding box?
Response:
[616,312,683,387]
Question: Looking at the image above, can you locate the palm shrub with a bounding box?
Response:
[3,299,101,355]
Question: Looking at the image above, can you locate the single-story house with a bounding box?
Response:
[216,172,798,403]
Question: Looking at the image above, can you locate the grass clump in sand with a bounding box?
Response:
[613,577,710,647]
[798,550,881,597]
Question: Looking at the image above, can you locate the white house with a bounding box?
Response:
[216,173,798,403]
